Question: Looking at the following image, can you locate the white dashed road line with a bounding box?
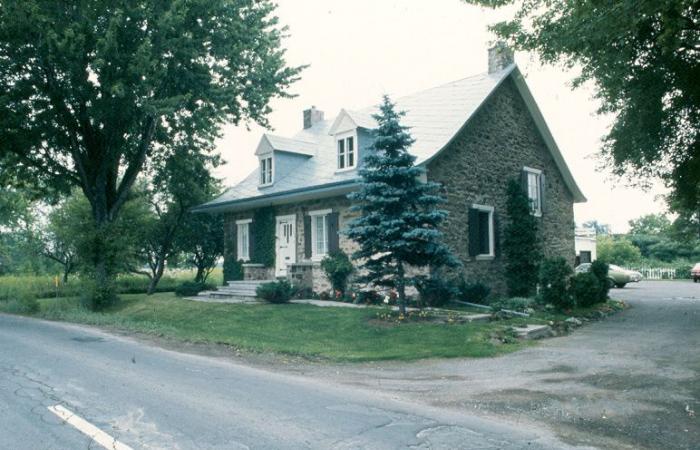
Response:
[47,404,133,450]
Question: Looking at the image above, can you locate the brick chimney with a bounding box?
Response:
[488,42,514,74]
[303,106,324,129]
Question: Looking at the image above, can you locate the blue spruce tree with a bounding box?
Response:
[347,96,458,315]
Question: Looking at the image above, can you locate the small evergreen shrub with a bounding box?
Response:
[174,281,214,297]
[415,276,458,307]
[256,280,293,304]
[539,257,573,309]
[590,260,610,302]
[320,251,354,294]
[457,280,491,304]
[223,258,244,283]
[570,272,601,307]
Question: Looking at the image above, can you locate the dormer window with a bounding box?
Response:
[337,133,356,170]
[260,156,273,186]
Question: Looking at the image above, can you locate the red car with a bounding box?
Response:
[693,263,700,282]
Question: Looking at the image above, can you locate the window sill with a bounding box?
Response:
[475,254,495,261]
[258,183,273,188]
[311,254,327,262]
[335,166,357,174]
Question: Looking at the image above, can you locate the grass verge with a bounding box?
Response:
[1,292,529,362]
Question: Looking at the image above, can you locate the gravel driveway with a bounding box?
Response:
[290,281,699,449]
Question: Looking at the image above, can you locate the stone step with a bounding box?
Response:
[199,290,258,298]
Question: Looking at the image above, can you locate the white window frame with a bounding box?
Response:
[336,131,357,171]
[259,155,273,186]
[309,209,331,261]
[235,219,252,262]
[471,204,495,260]
[523,166,542,217]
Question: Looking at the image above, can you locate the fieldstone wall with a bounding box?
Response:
[427,77,576,296]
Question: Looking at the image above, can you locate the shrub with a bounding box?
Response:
[2,292,40,315]
[80,279,119,311]
[256,280,293,304]
[503,180,542,296]
[415,276,458,307]
[320,251,354,294]
[174,281,214,297]
[590,260,610,302]
[570,272,601,307]
[457,280,491,304]
[539,257,573,309]
[491,297,533,312]
[357,290,382,305]
[223,258,244,283]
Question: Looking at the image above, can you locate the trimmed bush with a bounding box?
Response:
[223,258,244,283]
[320,251,354,295]
[491,297,533,312]
[80,279,119,311]
[415,276,457,307]
[357,290,382,305]
[539,257,574,310]
[590,260,610,302]
[174,281,213,297]
[570,272,601,307]
[256,280,293,304]
[457,280,491,304]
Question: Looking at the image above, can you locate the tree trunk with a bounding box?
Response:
[147,257,165,295]
[396,262,407,316]
[194,265,205,283]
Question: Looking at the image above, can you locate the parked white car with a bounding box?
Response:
[625,269,643,283]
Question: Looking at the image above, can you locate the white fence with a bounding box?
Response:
[622,267,684,280]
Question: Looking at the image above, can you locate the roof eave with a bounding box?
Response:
[191,179,360,214]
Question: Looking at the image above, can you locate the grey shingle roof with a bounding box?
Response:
[195,64,584,212]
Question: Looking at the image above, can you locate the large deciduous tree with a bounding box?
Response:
[0,0,302,305]
[465,0,700,220]
[346,96,458,315]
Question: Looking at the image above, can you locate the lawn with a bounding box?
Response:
[1,292,528,362]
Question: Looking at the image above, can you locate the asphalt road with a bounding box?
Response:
[292,281,700,449]
[0,314,580,450]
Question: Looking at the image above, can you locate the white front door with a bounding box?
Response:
[275,215,296,277]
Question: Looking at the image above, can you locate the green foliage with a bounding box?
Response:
[178,210,225,284]
[346,96,459,313]
[597,235,641,265]
[457,280,491,304]
[538,257,573,309]
[320,251,354,294]
[2,292,40,315]
[252,207,276,267]
[590,260,610,303]
[628,214,672,235]
[491,297,533,312]
[466,0,700,217]
[415,276,458,307]
[582,220,610,236]
[174,281,214,297]
[570,272,601,308]
[503,180,541,297]
[256,280,293,304]
[223,258,244,283]
[80,278,118,311]
[0,0,302,292]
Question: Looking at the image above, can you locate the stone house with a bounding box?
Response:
[193,45,586,296]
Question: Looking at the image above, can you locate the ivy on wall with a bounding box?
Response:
[222,219,243,283]
[253,207,276,268]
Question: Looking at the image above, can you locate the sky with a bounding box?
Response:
[213,0,667,234]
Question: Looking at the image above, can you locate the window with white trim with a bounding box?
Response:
[337,134,356,170]
[471,204,495,258]
[236,219,252,261]
[309,209,330,260]
[524,167,542,216]
[260,156,273,186]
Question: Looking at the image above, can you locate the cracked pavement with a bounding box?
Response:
[1,313,581,449]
